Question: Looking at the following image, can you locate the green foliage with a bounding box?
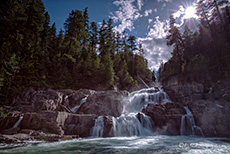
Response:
[0,1,152,104]
[0,107,10,121]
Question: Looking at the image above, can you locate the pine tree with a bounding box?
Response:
[127,35,137,52]
[89,22,98,52]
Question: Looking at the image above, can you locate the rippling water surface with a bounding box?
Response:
[1,136,230,154]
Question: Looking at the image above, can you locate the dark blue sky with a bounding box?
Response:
[43,0,115,32]
[43,0,197,70]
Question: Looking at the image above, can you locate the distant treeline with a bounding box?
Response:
[0,0,152,104]
[158,0,230,83]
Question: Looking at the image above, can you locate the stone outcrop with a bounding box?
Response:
[0,111,97,142]
[64,114,97,137]
[10,88,125,117]
[77,91,125,117]
[20,111,69,135]
[102,116,115,137]
[11,88,63,112]
[142,102,185,135]
[161,75,230,137]
[58,89,95,108]
[162,75,205,103]
[0,88,128,143]
[188,100,230,137]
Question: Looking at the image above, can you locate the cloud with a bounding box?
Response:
[173,5,185,18]
[138,17,172,70]
[172,5,199,28]
[147,16,168,39]
[154,8,158,12]
[144,9,152,17]
[157,0,173,2]
[137,0,143,10]
[110,0,142,33]
[148,19,153,24]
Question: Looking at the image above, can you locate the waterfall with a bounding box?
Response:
[13,116,23,128]
[91,87,170,137]
[71,96,88,113]
[91,116,104,137]
[180,106,204,136]
[125,87,170,113]
[112,112,154,136]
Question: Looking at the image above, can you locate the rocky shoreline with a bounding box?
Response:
[0,88,127,143]
[1,77,230,143]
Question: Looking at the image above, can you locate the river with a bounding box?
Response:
[1,136,230,154]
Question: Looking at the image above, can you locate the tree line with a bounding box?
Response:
[0,0,152,104]
[158,0,230,84]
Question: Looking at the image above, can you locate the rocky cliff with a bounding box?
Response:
[161,75,230,137]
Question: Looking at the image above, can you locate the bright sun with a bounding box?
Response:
[184,6,197,19]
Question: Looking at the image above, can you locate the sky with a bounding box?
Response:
[43,0,199,71]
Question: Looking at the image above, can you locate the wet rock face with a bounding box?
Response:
[77,90,125,117]
[58,89,95,108]
[63,114,97,137]
[162,75,230,137]
[1,111,98,138]
[188,100,230,137]
[142,102,185,135]
[20,111,69,135]
[163,78,205,103]
[0,115,21,132]
[102,116,115,137]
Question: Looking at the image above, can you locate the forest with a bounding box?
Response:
[0,0,152,104]
[158,0,230,84]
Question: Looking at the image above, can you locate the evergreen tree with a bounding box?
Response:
[127,35,137,52]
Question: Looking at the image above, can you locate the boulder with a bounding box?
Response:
[102,116,115,137]
[63,114,97,137]
[58,89,95,108]
[142,102,185,135]
[77,90,125,117]
[11,88,64,112]
[20,111,69,135]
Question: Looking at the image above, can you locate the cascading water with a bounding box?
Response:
[13,116,23,128]
[91,87,171,137]
[91,116,104,137]
[71,96,88,113]
[180,106,204,136]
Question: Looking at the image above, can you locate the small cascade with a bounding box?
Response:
[71,96,87,113]
[91,87,170,137]
[91,116,104,137]
[180,106,204,136]
[125,88,170,113]
[13,116,23,128]
[112,112,154,136]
